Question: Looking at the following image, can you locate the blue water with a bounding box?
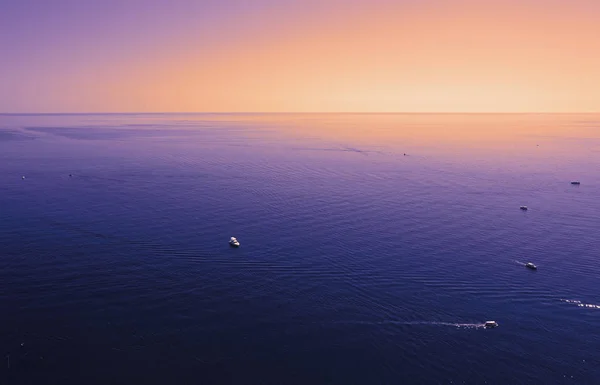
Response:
[1,113,599,384]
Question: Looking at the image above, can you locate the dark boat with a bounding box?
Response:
[571,181,581,185]
[520,206,528,210]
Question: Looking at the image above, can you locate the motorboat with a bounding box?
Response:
[571,181,581,185]
[520,206,528,210]
[525,262,537,270]
[484,321,498,328]
[229,237,240,247]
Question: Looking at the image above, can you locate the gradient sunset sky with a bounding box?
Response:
[2,0,599,113]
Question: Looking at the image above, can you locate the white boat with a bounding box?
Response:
[229,237,240,247]
[484,321,498,328]
[525,262,537,270]
[520,206,528,210]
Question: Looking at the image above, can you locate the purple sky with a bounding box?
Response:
[0,0,310,111]
[2,0,599,113]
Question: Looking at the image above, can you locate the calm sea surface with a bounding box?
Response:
[0,113,599,384]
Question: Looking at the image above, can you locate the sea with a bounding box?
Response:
[0,113,599,384]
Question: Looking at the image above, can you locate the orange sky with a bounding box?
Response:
[3,0,600,112]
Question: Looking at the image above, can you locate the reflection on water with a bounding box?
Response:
[0,113,599,384]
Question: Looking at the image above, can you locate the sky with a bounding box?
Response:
[1,0,599,113]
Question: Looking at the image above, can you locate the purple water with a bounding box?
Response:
[1,113,599,384]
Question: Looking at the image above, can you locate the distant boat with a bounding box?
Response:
[229,237,240,247]
[571,181,580,185]
[525,262,537,270]
[520,206,528,210]
[21,176,25,180]
[484,321,498,328]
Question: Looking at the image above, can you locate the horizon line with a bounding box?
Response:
[1,111,599,115]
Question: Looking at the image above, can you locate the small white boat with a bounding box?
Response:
[229,237,240,247]
[571,181,581,185]
[520,206,528,210]
[484,321,498,328]
[525,262,537,270]
[22,176,25,180]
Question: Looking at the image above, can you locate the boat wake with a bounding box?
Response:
[515,260,533,267]
[325,320,487,329]
[560,299,600,309]
[392,321,487,329]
